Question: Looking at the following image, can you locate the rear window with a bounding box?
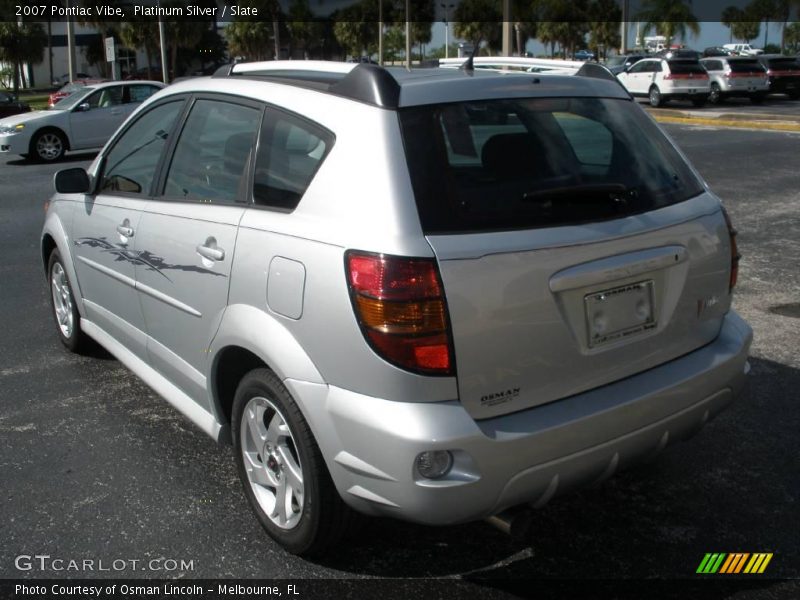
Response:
[667,61,706,75]
[398,97,704,233]
[729,60,765,73]
[766,58,799,70]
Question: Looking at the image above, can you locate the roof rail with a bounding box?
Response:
[212,60,402,108]
[439,56,584,74]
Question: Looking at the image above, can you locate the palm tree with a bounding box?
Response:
[588,0,621,60]
[0,22,46,95]
[453,0,502,56]
[120,23,158,78]
[722,6,743,43]
[637,0,700,49]
[226,21,274,61]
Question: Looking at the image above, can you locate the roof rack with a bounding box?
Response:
[439,56,585,75]
[211,58,627,109]
[213,60,401,108]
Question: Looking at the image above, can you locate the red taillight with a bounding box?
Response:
[721,207,740,292]
[346,251,454,375]
[664,73,707,80]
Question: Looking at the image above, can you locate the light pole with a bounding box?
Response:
[440,3,454,59]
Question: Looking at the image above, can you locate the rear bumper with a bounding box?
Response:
[288,310,752,525]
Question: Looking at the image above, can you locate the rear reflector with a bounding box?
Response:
[346,251,455,375]
[721,207,740,292]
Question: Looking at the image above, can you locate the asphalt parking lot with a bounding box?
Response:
[0,124,798,597]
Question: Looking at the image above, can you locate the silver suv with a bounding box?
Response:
[42,60,752,556]
[700,57,769,104]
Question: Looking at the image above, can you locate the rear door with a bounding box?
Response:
[399,97,733,419]
[134,95,262,403]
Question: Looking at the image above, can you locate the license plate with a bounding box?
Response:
[585,281,656,348]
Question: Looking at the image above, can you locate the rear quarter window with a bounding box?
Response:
[668,61,706,75]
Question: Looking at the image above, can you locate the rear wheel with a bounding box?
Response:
[232,368,356,556]
[708,83,722,104]
[649,85,664,108]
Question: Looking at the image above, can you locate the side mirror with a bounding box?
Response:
[54,168,91,194]
[76,102,91,112]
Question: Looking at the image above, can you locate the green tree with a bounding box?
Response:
[637,0,700,49]
[333,0,380,57]
[119,22,158,78]
[722,6,743,43]
[732,19,761,43]
[225,21,274,60]
[785,21,800,53]
[287,0,324,59]
[453,0,502,55]
[588,0,621,59]
[0,21,46,95]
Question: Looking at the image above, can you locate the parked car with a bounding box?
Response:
[0,90,31,118]
[605,54,646,75]
[700,57,769,104]
[573,49,595,61]
[616,57,711,107]
[52,72,91,86]
[703,46,734,57]
[49,79,109,108]
[755,54,800,99]
[0,81,164,161]
[723,43,763,56]
[41,60,751,556]
[657,48,702,61]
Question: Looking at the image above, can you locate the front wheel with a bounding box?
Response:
[232,368,356,556]
[649,86,664,108]
[31,130,66,162]
[48,250,89,352]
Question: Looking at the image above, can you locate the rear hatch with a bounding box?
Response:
[727,59,767,90]
[399,97,733,419]
[666,60,709,93]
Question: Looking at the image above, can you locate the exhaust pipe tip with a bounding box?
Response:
[485,507,533,540]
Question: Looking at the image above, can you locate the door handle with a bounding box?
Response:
[116,224,134,237]
[196,239,225,262]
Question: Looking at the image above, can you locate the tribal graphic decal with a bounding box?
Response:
[74,237,227,282]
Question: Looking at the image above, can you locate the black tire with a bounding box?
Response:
[708,83,723,104]
[30,129,66,162]
[649,85,664,108]
[47,249,89,353]
[691,96,708,108]
[232,368,356,556]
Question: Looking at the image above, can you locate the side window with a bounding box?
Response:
[553,113,613,172]
[100,101,183,195]
[163,99,260,204]
[629,62,647,73]
[253,108,334,210]
[87,86,123,109]
[128,84,159,104]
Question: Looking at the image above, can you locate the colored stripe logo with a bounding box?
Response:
[697,553,773,574]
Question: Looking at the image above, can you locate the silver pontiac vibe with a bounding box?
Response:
[41,60,752,556]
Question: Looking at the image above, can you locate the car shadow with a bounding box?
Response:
[307,356,797,584]
[5,151,98,167]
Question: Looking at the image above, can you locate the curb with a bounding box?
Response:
[645,106,800,132]
[650,115,800,132]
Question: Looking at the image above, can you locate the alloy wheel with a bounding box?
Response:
[50,261,74,338]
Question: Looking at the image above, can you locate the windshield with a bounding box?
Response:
[399,97,704,233]
[51,87,96,110]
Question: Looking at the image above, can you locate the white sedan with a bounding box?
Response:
[0,80,164,162]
